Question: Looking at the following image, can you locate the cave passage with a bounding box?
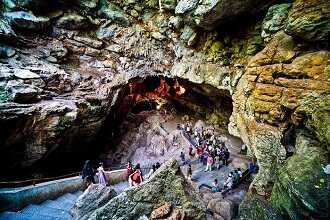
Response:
[0,76,236,181]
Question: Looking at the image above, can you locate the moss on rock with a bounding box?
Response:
[270,132,330,220]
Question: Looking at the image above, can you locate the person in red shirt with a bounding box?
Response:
[126,161,133,180]
[130,164,143,187]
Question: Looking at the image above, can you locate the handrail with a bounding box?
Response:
[0,131,197,188]
[0,164,153,188]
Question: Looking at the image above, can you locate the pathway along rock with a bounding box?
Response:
[73,158,206,220]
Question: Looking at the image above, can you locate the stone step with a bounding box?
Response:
[41,198,73,211]
[0,211,65,220]
[22,204,70,219]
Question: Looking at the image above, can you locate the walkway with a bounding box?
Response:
[0,181,129,220]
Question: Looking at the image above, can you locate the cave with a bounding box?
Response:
[1,0,329,218]
[1,76,236,180]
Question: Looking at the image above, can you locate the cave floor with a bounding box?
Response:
[105,109,250,204]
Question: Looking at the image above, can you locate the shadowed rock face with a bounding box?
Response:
[71,159,206,220]
[0,0,329,219]
[70,184,117,220]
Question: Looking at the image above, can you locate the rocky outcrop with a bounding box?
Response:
[239,193,283,220]
[176,0,276,30]
[229,31,330,189]
[70,184,117,220]
[81,159,205,219]
[270,132,330,220]
[285,0,330,42]
[0,0,329,219]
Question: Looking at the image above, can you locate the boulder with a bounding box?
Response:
[56,13,91,30]
[70,184,117,220]
[98,1,131,26]
[178,0,276,30]
[285,0,330,42]
[0,45,16,58]
[262,3,292,42]
[175,0,199,14]
[5,80,41,103]
[0,19,16,39]
[238,193,283,220]
[4,11,50,31]
[86,159,206,219]
[2,0,51,12]
[207,198,234,220]
[270,132,330,219]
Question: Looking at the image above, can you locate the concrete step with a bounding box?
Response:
[22,204,70,219]
[0,211,65,220]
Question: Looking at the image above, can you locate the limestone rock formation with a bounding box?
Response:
[84,159,205,219]
[70,184,117,220]
[0,0,329,219]
[285,0,330,42]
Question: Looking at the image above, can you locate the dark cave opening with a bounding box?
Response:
[0,76,235,181]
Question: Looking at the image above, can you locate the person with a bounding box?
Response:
[233,170,240,185]
[214,155,221,170]
[81,160,94,182]
[180,151,186,164]
[97,162,107,186]
[223,148,230,166]
[155,162,161,169]
[126,161,134,180]
[237,168,243,178]
[197,144,203,162]
[85,175,94,187]
[205,155,214,172]
[187,164,192,180]
[188,145,194,157]
[146,164,157,179]
[211,179,220,192]
[130,164,143,187]
[248,161,257,174]
[224,172,234,189]
[240,144,247,155]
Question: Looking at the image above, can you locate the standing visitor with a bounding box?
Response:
[224,172,234,189]
[187,164,192,180]
[146,164,157,179]
[223,148,230,166]
[212,179,220,192]
[130,164,143,187]
[126,161,134,180]
[205,155,214,172]
[180,151,186,165]
[97,163,107,186]
[214,155,221,170]
[81,160,94,183]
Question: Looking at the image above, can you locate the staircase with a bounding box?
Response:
[0,191,83,220]
[0,181,130,220]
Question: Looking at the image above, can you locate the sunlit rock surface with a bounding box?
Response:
[0,0,329,219]
[76,159,205,220]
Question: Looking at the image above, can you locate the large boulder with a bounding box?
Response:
[175,0,276,30]
[270,132,330,220]
[239,193,283,220]
[70,184,117,220]
[98,1,132,26]
[86,159,206,219]
[56,13,91,30]
[285,0,330,42]
[262,3,292,42]
[4,11,50,31]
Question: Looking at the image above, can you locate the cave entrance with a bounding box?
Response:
[96,76,239,168]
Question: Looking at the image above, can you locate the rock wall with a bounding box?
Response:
[0,0,329,218]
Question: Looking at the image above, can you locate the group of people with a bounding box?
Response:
[126,161,161,187]
[179,122,231,172]
[81,160,108,187]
